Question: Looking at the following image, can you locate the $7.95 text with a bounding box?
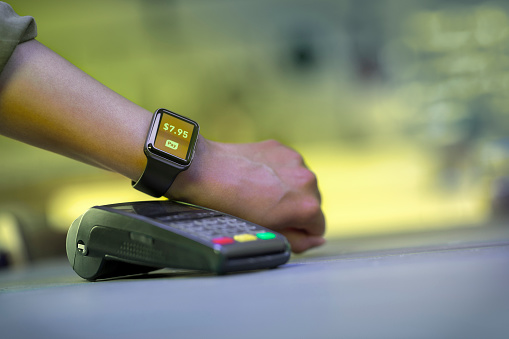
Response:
[163,123,188,138]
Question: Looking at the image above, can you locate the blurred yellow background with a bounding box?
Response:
[3,0,509,263]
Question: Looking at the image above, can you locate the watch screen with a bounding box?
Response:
[154,113,196,161]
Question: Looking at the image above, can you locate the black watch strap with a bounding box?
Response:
[131,155,182,197]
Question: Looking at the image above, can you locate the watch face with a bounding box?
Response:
[152,111,198,164]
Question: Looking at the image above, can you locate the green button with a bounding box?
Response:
[256,232,276,240]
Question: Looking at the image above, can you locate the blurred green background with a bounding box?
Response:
[2,0,509,265]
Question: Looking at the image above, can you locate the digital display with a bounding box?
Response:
[153,113,196,161]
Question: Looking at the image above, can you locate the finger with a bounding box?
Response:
[279,229,326,254]
[268,194,326,237]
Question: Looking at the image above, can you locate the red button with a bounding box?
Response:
[212,237,234,245]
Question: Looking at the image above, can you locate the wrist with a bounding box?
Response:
[132,109,200,197]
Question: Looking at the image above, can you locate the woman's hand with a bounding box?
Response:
[169,137,326,253]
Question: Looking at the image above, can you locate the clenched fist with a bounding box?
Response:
[169,137,326,253]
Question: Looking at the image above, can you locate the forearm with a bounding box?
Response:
[0,39,150,180]
[0,39,325,253]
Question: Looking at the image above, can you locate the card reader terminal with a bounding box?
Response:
[66,200,291,280]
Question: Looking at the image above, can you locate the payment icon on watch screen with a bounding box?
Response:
[165,139,179,150]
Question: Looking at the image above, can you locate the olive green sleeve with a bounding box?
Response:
[0,2,37,74]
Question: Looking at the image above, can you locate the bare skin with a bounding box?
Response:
[0,40,326,253]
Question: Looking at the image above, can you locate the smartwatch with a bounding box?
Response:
[132,108,200,197]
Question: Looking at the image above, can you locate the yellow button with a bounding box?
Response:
[233,234,258,242]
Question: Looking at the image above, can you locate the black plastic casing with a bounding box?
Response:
[66,201,291,280]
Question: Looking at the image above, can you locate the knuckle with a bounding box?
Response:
[262,139,307,166]
[290,150,305,164]
[296,196,322,220]
[295,167,318,187]
[280,146,305,165]
[304,167,318,182]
